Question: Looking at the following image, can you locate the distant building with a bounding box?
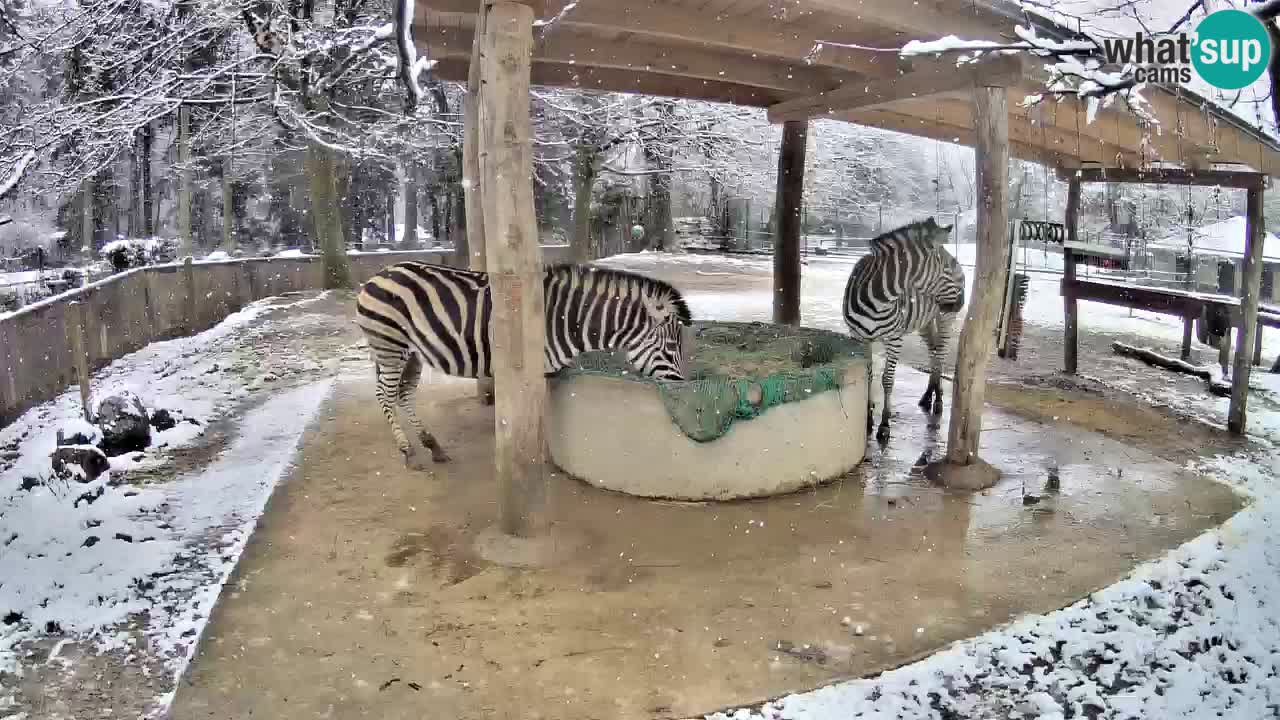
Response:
[1145,217,1280,303]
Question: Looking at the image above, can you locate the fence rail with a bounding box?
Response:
[0,246,572,429]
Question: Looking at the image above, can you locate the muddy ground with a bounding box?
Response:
[165,260,1248,720]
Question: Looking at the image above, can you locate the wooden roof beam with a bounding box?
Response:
[767,54,1026,124]
[801,0,1010,44]
[430,57,783,107]
[1056,166,1269,189]
[833,107,1079,169]
[418,1,904,79]
[421,25,842,95]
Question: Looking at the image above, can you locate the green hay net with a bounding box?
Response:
[560,321,869,443]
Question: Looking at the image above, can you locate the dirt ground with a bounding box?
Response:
[166,298,1243,720]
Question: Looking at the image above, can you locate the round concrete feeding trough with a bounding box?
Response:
[547,321,870,501]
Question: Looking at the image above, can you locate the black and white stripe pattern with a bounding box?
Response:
[355,261,692,468]
[842,218,966,443]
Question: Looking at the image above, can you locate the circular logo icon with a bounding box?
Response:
[1192,9,1273,90]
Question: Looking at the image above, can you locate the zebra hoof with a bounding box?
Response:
[402,450,433,471]
[875,424,891,444]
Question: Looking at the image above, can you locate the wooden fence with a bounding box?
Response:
[0,247,572,428]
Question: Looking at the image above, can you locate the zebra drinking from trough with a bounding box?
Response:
[842,218,966,444]
[354,261,693,469]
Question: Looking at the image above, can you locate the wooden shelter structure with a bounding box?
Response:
[418,0,1280,533]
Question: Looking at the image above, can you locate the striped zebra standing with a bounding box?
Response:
[842,218,966,444]
[355,261,693,469]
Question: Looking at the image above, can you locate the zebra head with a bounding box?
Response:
[920,218,966,313]
[552,265,694,381]
[623,283,694,381]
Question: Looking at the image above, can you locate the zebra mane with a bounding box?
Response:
[870,218,951,255]
[545,263,692,325]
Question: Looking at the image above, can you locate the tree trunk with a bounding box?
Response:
[335,158,356,251]
[81,177,95,257]
[430,187,441,245]
[478,0,546,537]
[1229,186,1267,434]
[385,186,396,246]
[944,86,1010,469]
[177,106,193,258]
[141,122,154,238]
[221,159,236,254]
[452,186,469,263]
[646,172,674,251]
[131,135,143,238]
[441,190,453,249]
[402,162,419,249]
[571,156,596,263]
[306,141,351,288]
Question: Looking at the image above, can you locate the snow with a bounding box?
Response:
[0,292,337,715]
[274,248,310,258]
[201,250,230,262]
[0,270,46,288]
[1150,216,1280,262]
[899,36,1002,56]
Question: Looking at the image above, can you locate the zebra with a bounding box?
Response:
[354,261,693,469]
[842,217,966,444]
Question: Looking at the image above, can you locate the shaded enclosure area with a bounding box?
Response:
[168,334,1241,720]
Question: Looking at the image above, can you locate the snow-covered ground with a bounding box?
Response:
[598,251,1280,720]
[0,292,355,718]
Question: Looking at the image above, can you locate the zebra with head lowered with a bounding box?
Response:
[843,218,966,444]
[354,261,693,469]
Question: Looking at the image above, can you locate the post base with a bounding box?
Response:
[924,457,1001,491]
[473,525,583,568]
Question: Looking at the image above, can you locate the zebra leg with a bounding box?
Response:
[371,349,420,468]
[397,353,451,463]
[866,355,875,437]
[918,315,953,415]
[877,337,902,444]
[917,320,941,412]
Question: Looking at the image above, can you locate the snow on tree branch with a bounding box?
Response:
[0,150,36,200]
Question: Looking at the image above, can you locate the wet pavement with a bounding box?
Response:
[169,362,1242,720]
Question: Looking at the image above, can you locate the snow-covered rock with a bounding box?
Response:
[95,393,151,455]
[49,445,109,483]
[150,408,176,431]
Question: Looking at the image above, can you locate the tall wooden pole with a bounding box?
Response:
[944,86,1009,469]
[1228,184,1266,434]
[478,1,547,537]
[464,0,495,404]
[773,120,807,327]
[1063,176,1081,374]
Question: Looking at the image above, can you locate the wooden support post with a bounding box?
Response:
[464,0,494,405]
[1228,186,1266,434]
[938,85,1009,486]
[773,120,807,327]
[1181,312,1194,361]
[478,1,547,537]
[1255,325,1264,366]
[1063,177,1081,374]
[66,300,94,422]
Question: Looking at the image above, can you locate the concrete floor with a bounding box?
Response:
[167,365,1241,720]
